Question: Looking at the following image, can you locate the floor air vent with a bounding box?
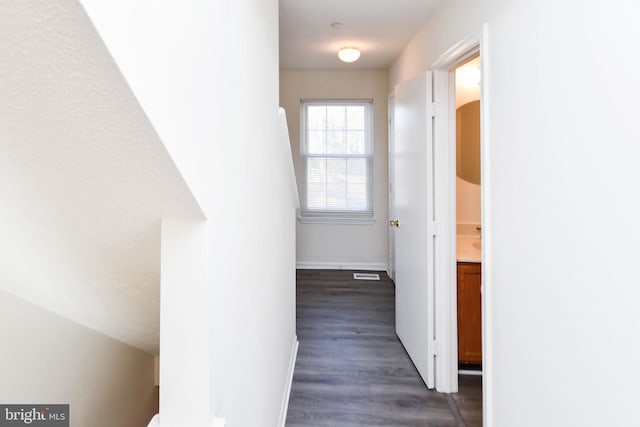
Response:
[353,273,380,281]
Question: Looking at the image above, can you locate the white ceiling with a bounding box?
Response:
[279,0,445,69]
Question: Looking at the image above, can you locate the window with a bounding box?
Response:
[300,100,373,222]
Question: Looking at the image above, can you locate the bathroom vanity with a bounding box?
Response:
[457,262,482,364]
[456,236,482,364]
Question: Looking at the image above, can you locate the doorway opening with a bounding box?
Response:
[431,27,489,426]
[453,55,483,375]
[387,28,489,424]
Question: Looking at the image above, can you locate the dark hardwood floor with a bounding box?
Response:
[286,269,482,427]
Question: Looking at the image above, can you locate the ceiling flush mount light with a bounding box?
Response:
[338,47,360,63]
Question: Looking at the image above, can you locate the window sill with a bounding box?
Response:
[298,215,376,225]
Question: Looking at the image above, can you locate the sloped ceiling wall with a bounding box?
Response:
[0,0,204,353]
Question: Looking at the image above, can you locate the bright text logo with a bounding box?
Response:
[0,405,68,427]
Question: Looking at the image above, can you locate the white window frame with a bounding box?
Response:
[299,99,375,224]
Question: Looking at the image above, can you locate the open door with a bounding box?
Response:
[391,71,435,388]
[387,92,396,281]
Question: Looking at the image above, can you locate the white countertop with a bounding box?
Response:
[457,235,481,263]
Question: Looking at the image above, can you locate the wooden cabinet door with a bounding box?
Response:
[457,262,482,364]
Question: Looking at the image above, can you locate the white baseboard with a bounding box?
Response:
[146,414,226,426]
[296,262,387,271]
[278,336,299,427]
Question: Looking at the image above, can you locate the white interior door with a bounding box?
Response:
[392,71,435,388]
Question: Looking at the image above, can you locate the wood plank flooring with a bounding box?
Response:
[286,269,482,427]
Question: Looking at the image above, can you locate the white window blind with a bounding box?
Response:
[300,100,373,220]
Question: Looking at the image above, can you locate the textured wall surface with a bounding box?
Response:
[0,0,203,353]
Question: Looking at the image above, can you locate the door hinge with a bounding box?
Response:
[432,339,438,357]
[431,102,437,118]
[430,221,438,237]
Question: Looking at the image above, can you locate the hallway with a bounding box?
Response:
[286,270,482,426]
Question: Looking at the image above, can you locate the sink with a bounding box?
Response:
[456,236,482,261]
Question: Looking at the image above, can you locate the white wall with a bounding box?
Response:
[456,176,481,225]
[280,70,389,270]
[455,57,481,109]
[80,1,298,426]
[392,0,640,425]
[0,289,158,427]
[160,220,210,426]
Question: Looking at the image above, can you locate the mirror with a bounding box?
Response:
[456,100,481,185]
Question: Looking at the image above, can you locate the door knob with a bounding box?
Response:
[389,219,399,227]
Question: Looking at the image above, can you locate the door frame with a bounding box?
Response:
[431,24,492,426]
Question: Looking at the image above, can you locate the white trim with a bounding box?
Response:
[432,32,481,70]
[433,67,459,394]
[296,261,387,271]
[300,98,374,104]
[299,100,374,218]
[353,273,380,281]
[479,23,492,427]
[146,413,226,427]
[297,214,376,225]
[430,24,492,427]
[458,369,483,376]
[431,30,482,396]
[278,337,299,427]
[278,108,300,209]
